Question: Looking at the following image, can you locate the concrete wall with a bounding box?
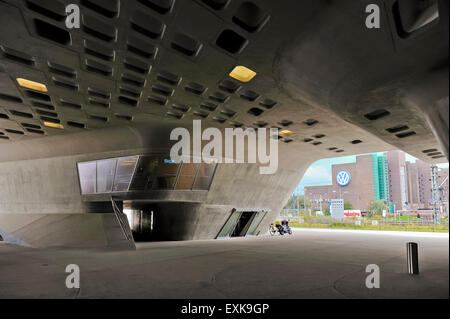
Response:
[0,149,141,248]
[0,213,135,250]
[0,155,85,215]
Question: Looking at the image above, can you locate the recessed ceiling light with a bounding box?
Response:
[280,130,293,137]
[229,66,256,82]
[43,121,64,129]
[17,78,48,92]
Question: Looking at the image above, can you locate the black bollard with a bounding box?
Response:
[406,242,419,275]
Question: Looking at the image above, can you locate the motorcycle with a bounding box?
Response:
[269,220,292,236]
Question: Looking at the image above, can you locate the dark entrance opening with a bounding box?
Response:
[217,210,268,238]
[127,209,155,242]
[231,211,255,237]
[124,202,202,242]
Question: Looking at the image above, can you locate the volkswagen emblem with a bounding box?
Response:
[336,170,351,186]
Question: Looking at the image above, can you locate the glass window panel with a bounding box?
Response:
[217,211,242,238]
[154,161,180,190]
[96,159,117,193]
[129,156,161,191]
[246,212,267,236]
[175,163,200,190]
[113,156,139,192]
[193,162,217,190]
[78,161,97,194]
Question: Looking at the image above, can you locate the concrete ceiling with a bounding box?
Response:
[0,0,448,164]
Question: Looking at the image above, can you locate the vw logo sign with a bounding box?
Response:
[336,170,351,186]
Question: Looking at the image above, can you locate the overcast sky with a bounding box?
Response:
[294,152,449,195]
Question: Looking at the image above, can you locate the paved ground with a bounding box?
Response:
[0,229,448,299]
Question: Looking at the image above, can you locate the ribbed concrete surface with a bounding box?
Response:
[0,229,448,299]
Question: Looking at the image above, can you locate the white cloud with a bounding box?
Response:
[303,165,331,182]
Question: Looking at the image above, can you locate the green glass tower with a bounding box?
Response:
[372,154,390,202]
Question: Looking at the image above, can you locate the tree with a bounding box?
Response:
[367,199,389,217]
[344,201,354,210]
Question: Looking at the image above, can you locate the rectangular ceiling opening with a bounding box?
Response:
[364,109,391,121]
[34,19,71,45]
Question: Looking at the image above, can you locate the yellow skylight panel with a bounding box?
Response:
[17,78,48,92]
[43,122,64,129]
[229,66,256,82]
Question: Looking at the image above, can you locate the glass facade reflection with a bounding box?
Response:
[113,156,139,192]
[193,162,216,190]
[77,155,217,195]
[78,161,97,194]
[96,159,116,193]
[155,161,180,190]
[129,157,161,191]
[176,163,200,190]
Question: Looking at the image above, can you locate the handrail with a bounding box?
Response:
[110,197,131,241]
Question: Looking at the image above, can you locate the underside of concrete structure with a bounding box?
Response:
[0,0,448,249]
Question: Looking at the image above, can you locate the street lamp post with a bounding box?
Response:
[319,195,323,213]
[303,194,306,215]
[431,164,440,224]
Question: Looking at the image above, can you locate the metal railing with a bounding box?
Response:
[111,197,132,241]
[280,209,304,218]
